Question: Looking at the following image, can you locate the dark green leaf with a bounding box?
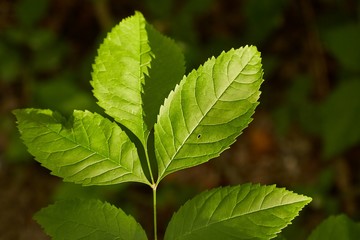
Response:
[308,215,360,240]
[321,80,360,158]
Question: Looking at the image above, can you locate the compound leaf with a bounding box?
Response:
[34,199,148,240]
[155,46,263,181]
[164,184,312,240]
[91,11,151,146]
[13,108,149,186]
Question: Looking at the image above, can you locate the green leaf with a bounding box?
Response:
[164,184,312,240]
[308,215,360,240]
[13,108,149,186]
[91,11,185,148]
[34,199,148,240]
[143,22,185,129]
[321,80,360,158]
[155,46,263,181]
[91,12,152,146]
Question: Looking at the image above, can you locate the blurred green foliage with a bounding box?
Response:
[321,80,360,158]
[1,0,360,238]
[308,214,360,239]
[0,0,100,162]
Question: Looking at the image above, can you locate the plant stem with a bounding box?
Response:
[153,185,158,240]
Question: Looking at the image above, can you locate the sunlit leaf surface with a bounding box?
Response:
[14,108,149,185]
[165,184,312,240]
[155,46,263,181]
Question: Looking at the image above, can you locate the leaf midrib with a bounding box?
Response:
[177,197,309,239]
[136,13,152,146]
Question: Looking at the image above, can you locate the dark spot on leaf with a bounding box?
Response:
[197,134,201,139]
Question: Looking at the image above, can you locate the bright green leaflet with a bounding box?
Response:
[91,12,150,146]
[155,46,263,181]
[91,11,184,149]
[34,199,148,240]
[308,215,360,240]
[164,184,312,240]
[13,108,149,186]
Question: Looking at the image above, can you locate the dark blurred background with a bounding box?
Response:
[0,0,359,239]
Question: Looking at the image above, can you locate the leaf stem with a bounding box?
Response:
[153,184,158,240]
[144,143,155,184]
